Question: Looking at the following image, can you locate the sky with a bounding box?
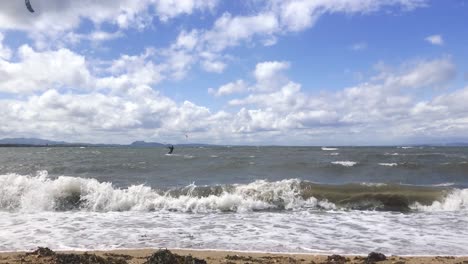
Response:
[0,0,467,145]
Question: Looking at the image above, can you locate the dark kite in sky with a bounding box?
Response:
[25,0,35,13]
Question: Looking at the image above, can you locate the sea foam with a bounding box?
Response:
[321,147,338,151]
[411,188,468,211]
[0,172,326,213]
[1,172,466,213]
[378,163,398,167]
[331,161,357,167]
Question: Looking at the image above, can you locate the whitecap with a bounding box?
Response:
[331,161,357,167]
[378,163,398,167]
[411,188,468,211]
[322,147,338,151]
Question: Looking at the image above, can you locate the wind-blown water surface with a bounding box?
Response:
[1,146,467,255]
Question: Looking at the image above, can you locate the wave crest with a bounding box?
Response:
[0,172,466,213]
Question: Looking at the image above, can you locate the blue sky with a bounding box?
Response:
[0,0,467,145]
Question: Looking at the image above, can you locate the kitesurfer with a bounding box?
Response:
[167,144,174,154]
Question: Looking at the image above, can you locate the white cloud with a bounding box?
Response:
[3,0,466,145]
[350,42,367,51]
[155,0,218,22]
[0,56,465,145]
[209,80,247,97]
[165,0,426,74]
[269,0,426,32]
[88,30,124,42]
[0,45,92,93]
[202,12,279,52]
[253,61,290,92]
[0,0,218,47]
[425,34,444,45]
[174,30,199,51]
[376,57,456,90]
[201,60,226,73]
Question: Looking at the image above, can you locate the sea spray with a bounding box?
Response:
[0,172,465,213]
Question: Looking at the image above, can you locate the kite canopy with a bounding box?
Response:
[25,0,35,13]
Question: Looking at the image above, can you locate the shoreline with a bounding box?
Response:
[1,247,468,264]
[4,248,468,258]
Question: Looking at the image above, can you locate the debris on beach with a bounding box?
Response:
[326,254,347,264]
[22,247,130,264]
[365,252,387,263]
[27,247,55,257]
[144,249,207,264]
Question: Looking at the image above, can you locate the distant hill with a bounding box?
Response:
[0,137,119,147]
[443,142,468,146]
[0,137,67,145]
[0,138,212,147]
[130,141,165,147]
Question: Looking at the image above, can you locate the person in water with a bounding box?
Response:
[167,144,174,154]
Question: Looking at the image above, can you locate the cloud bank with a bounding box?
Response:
[1,0,466,145]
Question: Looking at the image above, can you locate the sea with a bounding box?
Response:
[0,146,467,255]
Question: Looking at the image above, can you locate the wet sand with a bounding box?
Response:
[0,247,467,264]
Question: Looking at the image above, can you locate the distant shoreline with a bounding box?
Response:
[1,144,468,148]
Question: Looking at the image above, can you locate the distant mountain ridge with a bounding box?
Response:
[0,138,68,145]
[1,137,468,147]
[0,138,177,147]
[130,141,165,147]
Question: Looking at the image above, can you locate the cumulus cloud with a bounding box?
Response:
[374,57,456,90]
[154,0,218,22]
[0,45,92,93]
[253,61,290,92]
[2,0,465,145]
[425,34,444,45]
[0,0,218,47]
[209,80,247,97]
[164,0,426,74]
[201,60,226,73]
[268,0,426,32]
[0,56,465,145]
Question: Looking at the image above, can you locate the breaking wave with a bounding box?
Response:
[331,161,357,167]
[322,147,338,151]
[378,163,398,167]
[0,171,466,213]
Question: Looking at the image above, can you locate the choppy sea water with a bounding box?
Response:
[0,146,467,255]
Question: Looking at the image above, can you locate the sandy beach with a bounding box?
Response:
[0,247,467,264]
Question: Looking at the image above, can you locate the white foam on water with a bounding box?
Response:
[411,189,468,211]
[0,173,322,213]
[1,173,468,255]
[432,183,455,187]
[360,182,387,187]
[331,161,357,167]
[378,163,398,167]
[321,147,338,151]
[1,210,468,255]
[329,152,339,156]
[2,172,467,214]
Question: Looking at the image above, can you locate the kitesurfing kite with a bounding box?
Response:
[25,0,35,13]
